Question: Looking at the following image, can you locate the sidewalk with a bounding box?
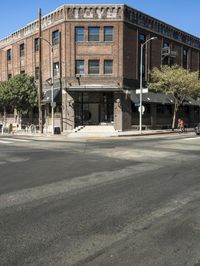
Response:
[1,127,195,140]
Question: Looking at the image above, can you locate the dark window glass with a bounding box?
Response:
[35,38,39,52]
[104,27,113,42]
[35,67,39,80]
[20,43,25,57]
[104,60,113,74]
[163,41,169,48]
[138,34,146,79]
[7,49,11,61]
[88,27,100,42]
[53,62,59,77]
[75,27,84,42]
[75,60,84,74]
[8,74,12,80]
[52,30,59,45]
[183,49,188,69]
[139,34,146,42]
[88,60,99,74]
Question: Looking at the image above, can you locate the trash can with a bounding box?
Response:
[54,127,61,134]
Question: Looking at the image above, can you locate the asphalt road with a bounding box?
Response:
[0,133,200,266]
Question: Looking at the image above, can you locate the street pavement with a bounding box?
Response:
[0,133,200,265]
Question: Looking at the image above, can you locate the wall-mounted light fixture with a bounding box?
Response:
[116,98,121,107]
[68,98,74,107]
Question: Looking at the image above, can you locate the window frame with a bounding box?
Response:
[19,43,25,57]
[104,26,113,42]
[104,60,113,74]
[7,49,12,61]
[75,60,84,75]
[35,67,39,80]
[88,60,100,74]
[53,62,60,77]
[75,27,84,42]
[34,38,39,52]
[88,27,100,42]
[52,30,59,46]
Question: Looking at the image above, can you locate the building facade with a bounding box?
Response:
[0,4,200,131]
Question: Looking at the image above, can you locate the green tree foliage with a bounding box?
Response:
[0,80,12,112]
[148,65,200,129]
[0,74,38,115]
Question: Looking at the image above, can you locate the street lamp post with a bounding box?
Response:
[139,37,157,134]
[39,37,55,135]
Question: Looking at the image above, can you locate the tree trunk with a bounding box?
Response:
[172,109,177,131]
[172,100,178,131]
[3,108,7,126]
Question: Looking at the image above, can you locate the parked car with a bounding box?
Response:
[194,123,200,135]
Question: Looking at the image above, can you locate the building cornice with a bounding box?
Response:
[0,4,200,50]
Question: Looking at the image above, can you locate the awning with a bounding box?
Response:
[130,91,200,106]
[67,85,122,92]
[42,88,60,104]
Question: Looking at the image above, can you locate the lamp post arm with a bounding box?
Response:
[39,37,52,48]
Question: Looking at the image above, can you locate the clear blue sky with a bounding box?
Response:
[0,0,199,39]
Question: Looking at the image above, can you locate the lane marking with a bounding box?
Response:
[0,163,161,209]
[0,140,12,144]
[184,137,200,141]
[0,138,30,142]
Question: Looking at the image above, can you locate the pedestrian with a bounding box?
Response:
[178,119,184,133]
[180,119,185,133]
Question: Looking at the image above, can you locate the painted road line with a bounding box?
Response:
[184,137,200,141]
[0,138,30,142]
[0,140,12,144]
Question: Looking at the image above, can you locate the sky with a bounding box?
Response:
[0,0,200,39]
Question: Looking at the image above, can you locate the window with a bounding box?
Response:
[104,60,113,74]
[138,34,146,79]
[8,74,12,80]
[35,38,39,52]
[163,41,169,48]
[104,27,113,42]
[75,60,84,74]
[88,27,100,42]
[75,27,84,42]
[183,49,188,69]
[20,70,25,75]
[35,67,39,80]
[88,60,99,74]
[7,49,11,61]
[20,43,25,57]
[52,30,59,46]
[53,62,59,77]
[139,34,146,42]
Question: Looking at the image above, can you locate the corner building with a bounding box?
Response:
[0,4,200,131]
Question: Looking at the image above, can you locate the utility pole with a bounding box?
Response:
[59,32,63,132]
[38,8,43,133]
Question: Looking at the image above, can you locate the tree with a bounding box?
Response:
[0,74,38,126]
[0,80,13,122]
[8,74,38,115]
[148,65,200,130]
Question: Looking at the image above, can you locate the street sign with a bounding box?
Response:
[138,105,145,114]
[136,88,149,94]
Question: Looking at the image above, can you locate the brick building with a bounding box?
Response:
[0,4,200,131]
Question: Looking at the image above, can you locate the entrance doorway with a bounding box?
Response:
[74,92,113,127]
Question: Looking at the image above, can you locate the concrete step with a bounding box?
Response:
[80,125,116,133]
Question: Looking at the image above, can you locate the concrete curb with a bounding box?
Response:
[118,129,194,137]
